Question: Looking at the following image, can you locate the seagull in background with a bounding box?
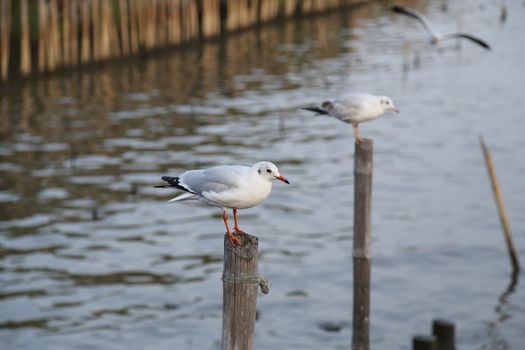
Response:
[302,93,399,144]
[391,5,491,50]
[155,162,289,247]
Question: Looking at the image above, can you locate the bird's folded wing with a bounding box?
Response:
[180,166,246,195]
[331,98,362,119]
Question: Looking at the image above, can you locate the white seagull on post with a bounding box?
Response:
[391,5,491,50]
[155,162,289,247]
[302,93,399,144]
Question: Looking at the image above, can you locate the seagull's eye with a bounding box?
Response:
[386,101,390,105]
[258,170,261,174]
[266,169,272,173]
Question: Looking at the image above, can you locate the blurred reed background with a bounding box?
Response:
[0,0,368,82]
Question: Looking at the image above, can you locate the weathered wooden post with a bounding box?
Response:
[352,138,373,350]
[222,233,269,350]
[479,136,520,273]
[432,319,455,350]
[413,334,437,350]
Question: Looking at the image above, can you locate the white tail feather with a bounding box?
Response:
[168,193,196,202]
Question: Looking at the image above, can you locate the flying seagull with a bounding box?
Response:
[155,162,289,247]
[391,5,491,50]
[302,93,399,144]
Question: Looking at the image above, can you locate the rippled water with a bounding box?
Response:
[1,1,525,349]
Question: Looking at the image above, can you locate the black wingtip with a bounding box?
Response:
[391,4,406,13]
[161,176,178,186]
[302,107,328,115]
[154,176,179,188]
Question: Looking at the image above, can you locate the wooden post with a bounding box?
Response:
[352,138,373,350]
[479,136,521,273]
[432,319,455,350]
[222,233,267,350]
[413,335,437,350]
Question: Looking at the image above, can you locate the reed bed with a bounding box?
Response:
[0,0,365,82]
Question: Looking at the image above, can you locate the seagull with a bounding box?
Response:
[391,5,491,50]
[155,162,289,247]
[302,93,399,144]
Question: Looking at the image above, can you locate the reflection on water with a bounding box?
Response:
[1,1,525,349]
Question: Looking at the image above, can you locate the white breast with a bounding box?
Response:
[201,175,273,209]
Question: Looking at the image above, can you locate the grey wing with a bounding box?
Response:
[180,166,246,195]
[330,95,367,121]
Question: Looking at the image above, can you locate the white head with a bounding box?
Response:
[378,96,399,113]
[253,162,289,184]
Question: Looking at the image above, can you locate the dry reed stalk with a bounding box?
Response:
[129,0,139,53]
[92,0,101,60]
[107,2,121,57]
[202,0,220,38]
[283,0,295,16]
[182,0,198,41]
[1,0,12,80]
[136,0,145,49]
[49,0,61,69]
[239,0,248,28]
[158,0,167,46]
[20,0,31,75]
[63,0,71,65]
[166,0,174,44]
[149,0,158,48]
[168,0,182,45]
[303,0,312,13]
[70,0,79,65]
[38,0,47,72]
[81,0,90,63]
[100,0,111,59]
[119,0,130,55]
[226,0,238,31]
[143,1,151,48]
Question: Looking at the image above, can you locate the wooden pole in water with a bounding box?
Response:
[221,233,267,350]
[432,319,455,350]
[352,138,373,350]
[479,136,521,273]
[413,335,437,350]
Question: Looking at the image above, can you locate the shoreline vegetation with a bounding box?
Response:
[0,0,368,82]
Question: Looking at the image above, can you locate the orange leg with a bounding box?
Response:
[233,208,246,235]
[353,123,362,144]
[223,209,241,246]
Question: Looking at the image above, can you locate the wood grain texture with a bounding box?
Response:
[222,233,259,350]
[352,138,373,350]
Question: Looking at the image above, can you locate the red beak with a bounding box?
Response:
[275,175,290,184]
